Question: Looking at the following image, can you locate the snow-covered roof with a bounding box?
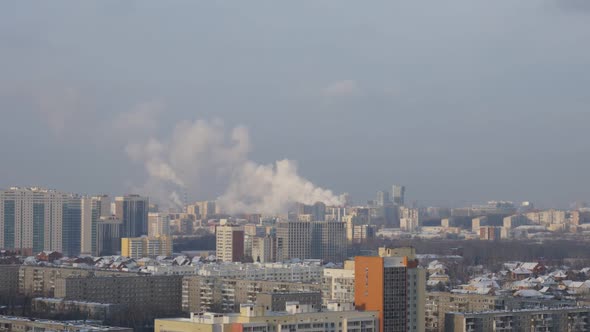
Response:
[514,289,544,298]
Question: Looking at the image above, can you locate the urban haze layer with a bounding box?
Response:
[1,186,590,332]
[3,1,590,332]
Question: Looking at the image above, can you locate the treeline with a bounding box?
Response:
[173,234,216,252]
[377,238,590,268]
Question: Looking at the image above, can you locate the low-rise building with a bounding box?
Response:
[18,266,130,298]
[445,307,590,332]
[156,302,378,332]
[425,292,502,332]
[31,298,126,322]
[0,315,131,332]
[182,275,322,313]
[196,262,323,282]
[54,274,183,323]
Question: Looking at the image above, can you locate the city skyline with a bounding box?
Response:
[1,1,590,208]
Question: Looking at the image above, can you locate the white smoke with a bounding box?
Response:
[219,159,344,214]
[124,117,344,214]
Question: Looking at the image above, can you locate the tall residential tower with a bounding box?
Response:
[355,247,425,332]
[0,187,81,256]
[115,195,149,238]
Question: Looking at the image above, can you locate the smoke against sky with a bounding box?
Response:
[123,116,344,213]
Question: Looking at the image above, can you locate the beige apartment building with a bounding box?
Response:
[425,292,500,332]
[322,264,355,306]
[445,307,590,332]
[0,315,131,332]
[120,235,172,259]
[215,221,244,262]
[156,302,379,332]
[182,275,322,313]
[18,266,130,298]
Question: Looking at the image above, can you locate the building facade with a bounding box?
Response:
[392,185,405,206]
[355,247,426,332]
[276,221,347,263]
[95,216,122,256]
[115,195,148,238]
[215,221,244,262]
[0,187,81,256]
[0,315,131,332]
[148,212,170,237]
[121,236,172,259]
[322,267,355,306]
[54,275,183,317]
[445,307,590,332]
[81,195,111,255]
[182,275,323,313]
[158,302,378,332]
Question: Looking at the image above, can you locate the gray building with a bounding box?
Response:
[0,265,19,306]
[276,221,346,263]
[392,185,405,206]
[115,195,148,238]
[54,274,183,320]
[95,216,122,256]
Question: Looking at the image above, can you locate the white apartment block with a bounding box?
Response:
[322,267,355,305]
[0,187,81,256]
[197,262,323,283]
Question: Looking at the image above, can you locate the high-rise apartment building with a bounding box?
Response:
[355,247,426,332]
[115,195,148,238]
[148,212,170,237]
[0,187,81,256]
[81,195,110,255]
[252,235,276,263]
[215,221,244,262]
[95,216,121,256]
[400,206,420,232]
[392,185,406,206]
[276,221,347,263]
[192,201,216,219]
[293,202,327,222]
[376,191,391,207]
[310,221,347,263]
[121,236,173,259]
[276,221,311,262]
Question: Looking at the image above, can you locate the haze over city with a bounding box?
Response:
[5,2,590,332]
[2,1,590,208]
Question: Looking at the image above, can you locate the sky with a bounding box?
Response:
[1,0,589,209]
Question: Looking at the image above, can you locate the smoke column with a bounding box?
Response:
[125,118,344,213]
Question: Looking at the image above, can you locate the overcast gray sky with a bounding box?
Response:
[1,0,589,208]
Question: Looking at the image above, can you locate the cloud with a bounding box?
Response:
[322,80,361,98]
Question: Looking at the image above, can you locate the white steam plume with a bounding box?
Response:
[124,118,343,213]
